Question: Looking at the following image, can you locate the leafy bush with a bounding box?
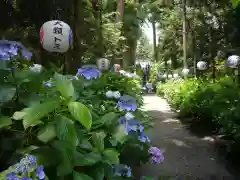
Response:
[157,77,240,138]
[0,54,163,179]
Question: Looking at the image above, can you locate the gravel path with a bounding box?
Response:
[135,95,234,180]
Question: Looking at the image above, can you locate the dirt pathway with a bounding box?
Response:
[136,95,234,179]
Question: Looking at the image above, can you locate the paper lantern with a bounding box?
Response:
[197,61,207,70]
[113,64,121,72]
[167,74,173,79]
[173,74,179,78]
[182,68,189,75]
[40,20,72,53]
[227,55,240,68]
[97,58,110,70]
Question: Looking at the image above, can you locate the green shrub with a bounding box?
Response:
[0,58,162,179]
[157,77,240,138]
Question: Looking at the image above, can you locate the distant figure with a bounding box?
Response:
[146,82,153,93]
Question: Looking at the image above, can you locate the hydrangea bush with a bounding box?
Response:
[0,42,164,179]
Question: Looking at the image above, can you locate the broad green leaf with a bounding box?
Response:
[113,125,128,144]
[22,101,59,129]
[74,151,102,166]
[101,112,118,126]
[12,108,30,120]
[0,85,16,103]
[0,61,7,70]
[91,167,104,180]
[92,131,106,151]
[37,123,56,143]
[52,140,75,176]
[102,149,119,164]
[68,101,92,130]
[54,72,75,100]
[55,115,78,146]
[73,172,94,180]
[0,116,12,128]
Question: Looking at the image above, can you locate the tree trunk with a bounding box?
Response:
[116,0,125,22]
[182,0,188,69]
[152,18,158,62]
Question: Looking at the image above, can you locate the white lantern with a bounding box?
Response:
[113,64,121,72]
[227,55,240,68]
[40,20,72,53]
[97,58,110,70]
[173,74,179,78]
[182,68,189,75]
[197,61,207,70]
[167,74,173,79]
[163,74,167,78]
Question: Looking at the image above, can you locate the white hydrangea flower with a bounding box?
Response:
[29,64,42,73]
[113,91,121,99]
[106,90,113,98]
[125,112,134,121]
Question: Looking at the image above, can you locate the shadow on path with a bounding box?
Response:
[135,95,236,180]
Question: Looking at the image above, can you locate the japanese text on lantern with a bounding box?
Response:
[53,21,63,49]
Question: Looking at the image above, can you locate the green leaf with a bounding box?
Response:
[74,151,102,166]
[102,149,120,164]
[55,115,78,147]
[112,125,128,144]
[37,123,56,143]
[68,101,92,130]
[22,101,59,129]
[101,112,118,126]
[73,172,94,180]
[52,140,75,176]
[54,72,75,100]
[12,108,30,120]
[91,167,104,180]
[0,85,16,103]
[0,116,12,128]
[92,131,106,151]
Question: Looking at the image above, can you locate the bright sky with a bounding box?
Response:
[142,22,159,45]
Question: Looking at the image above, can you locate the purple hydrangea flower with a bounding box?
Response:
[76,65,101,80]
[117,95,137,111]
[36,165,45,179]
[148,146,164,164]
[6,172,19,180]
[0,40,32,60]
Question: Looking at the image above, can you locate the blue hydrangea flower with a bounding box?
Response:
[43,80,52,87]
[6,172,19,180]
[113,164,132,177]
[76,65,101,80]
[117,95,137,111]
[15,154,37,173]
[148,146,164,164]
[36,165,45,179]
[0,40,32,60]
[138,131,151,143]
[119,117,142,134]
